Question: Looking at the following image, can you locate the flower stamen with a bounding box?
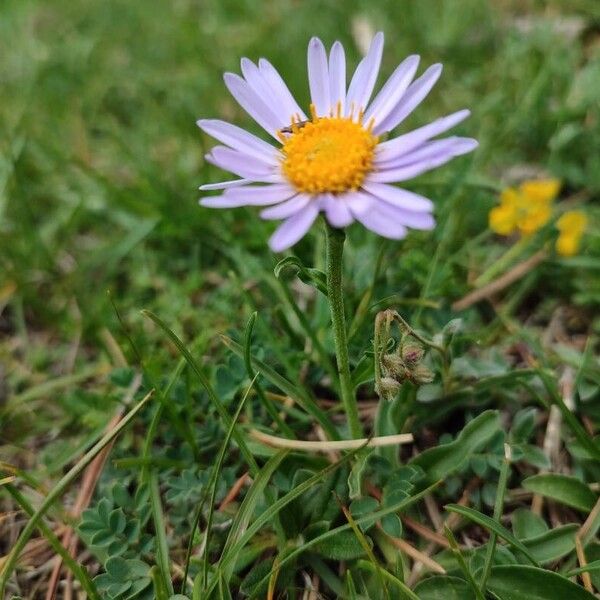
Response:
[280,104,378,194]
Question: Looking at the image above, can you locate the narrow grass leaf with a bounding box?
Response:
[221,334,338,439]
[141,310,258,473]
[200,374,258,591]
[356,560,418,600]
[149,471,174,596]
[243,312,295,438]
[444,527,485,600]
[445,504,539,567]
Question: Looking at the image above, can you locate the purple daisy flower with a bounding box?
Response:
[198,32,477,252]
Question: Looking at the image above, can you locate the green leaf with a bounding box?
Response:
[348,449,371,500]
[245,481,441,598]
[445,505,539,566]
[522,474,597,512]
[512,508,548,540]
[414,576,476,600]
[380,513,403,538]
[487,565,597,600]
[273,256,327,295]
[316,530,366,560]
[410,411,500,481]
[510,408,537,442]
[521,524,578,564]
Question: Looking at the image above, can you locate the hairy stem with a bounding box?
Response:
[325,222,362,439]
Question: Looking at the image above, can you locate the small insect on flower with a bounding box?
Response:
[279,120,310,134]
[198,33,477,251]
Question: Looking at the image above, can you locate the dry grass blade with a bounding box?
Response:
[452,249,546,311]
[250,429,413,451]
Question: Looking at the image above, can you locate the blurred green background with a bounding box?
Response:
[2,0,599,448]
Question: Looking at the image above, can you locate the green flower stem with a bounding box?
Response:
[324,221,362,439]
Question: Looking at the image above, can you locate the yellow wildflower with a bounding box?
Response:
[556,210,587,256]
[519,179,560,204]
[489,178,561,237]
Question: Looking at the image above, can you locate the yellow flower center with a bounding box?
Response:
[280,106,378,194]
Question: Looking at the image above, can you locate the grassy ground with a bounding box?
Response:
[1,0,600,598]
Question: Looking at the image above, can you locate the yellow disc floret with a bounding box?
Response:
[280,105,378,194]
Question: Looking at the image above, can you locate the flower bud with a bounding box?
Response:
[377,376,401,401]
[381,353,404,375]
[401,343,424,366]
[410,364,434,385]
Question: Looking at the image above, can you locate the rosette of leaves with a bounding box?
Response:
[78,483,154,599]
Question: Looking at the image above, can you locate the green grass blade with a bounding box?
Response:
[201,374,258,590]
[480,444,512,590]
[444,527,485,600]
[445,504,540,567]
[243,312,295,438]
[141,309,259,474]
[205,450,289,591]
[150,471,174,596]
[356,560,419,600]
[221,334,339,440]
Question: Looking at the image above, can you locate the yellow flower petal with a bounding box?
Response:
[557,210,587,235]
[499,187,520,208]
[520,179,561,204]
[489,204,517,235]
[517,204,552,235]
[556,232,580,256]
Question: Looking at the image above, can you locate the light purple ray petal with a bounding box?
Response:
[367,138,478,183]
[222,183,297,204]
[361,181,434,212]
[320,193,354,227]
[350,192,407,239]
[223,72,283,139]
[269,203,320,252]
[376,136,478,170]
[240,58,292,127]
[374,63,443,135]
[199,178,251,191]
[200,183,296,208]
[206,146,281,180]
[258,58,307,123]
[307,37,331,116]
[363,55,420,127]
[240,58,268,97]
[345,31,384,116]
[376,109,471,162]
[373,197,436,230]
[328,41,346,114]
[197,119,281,165]
[260,193,310,220]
